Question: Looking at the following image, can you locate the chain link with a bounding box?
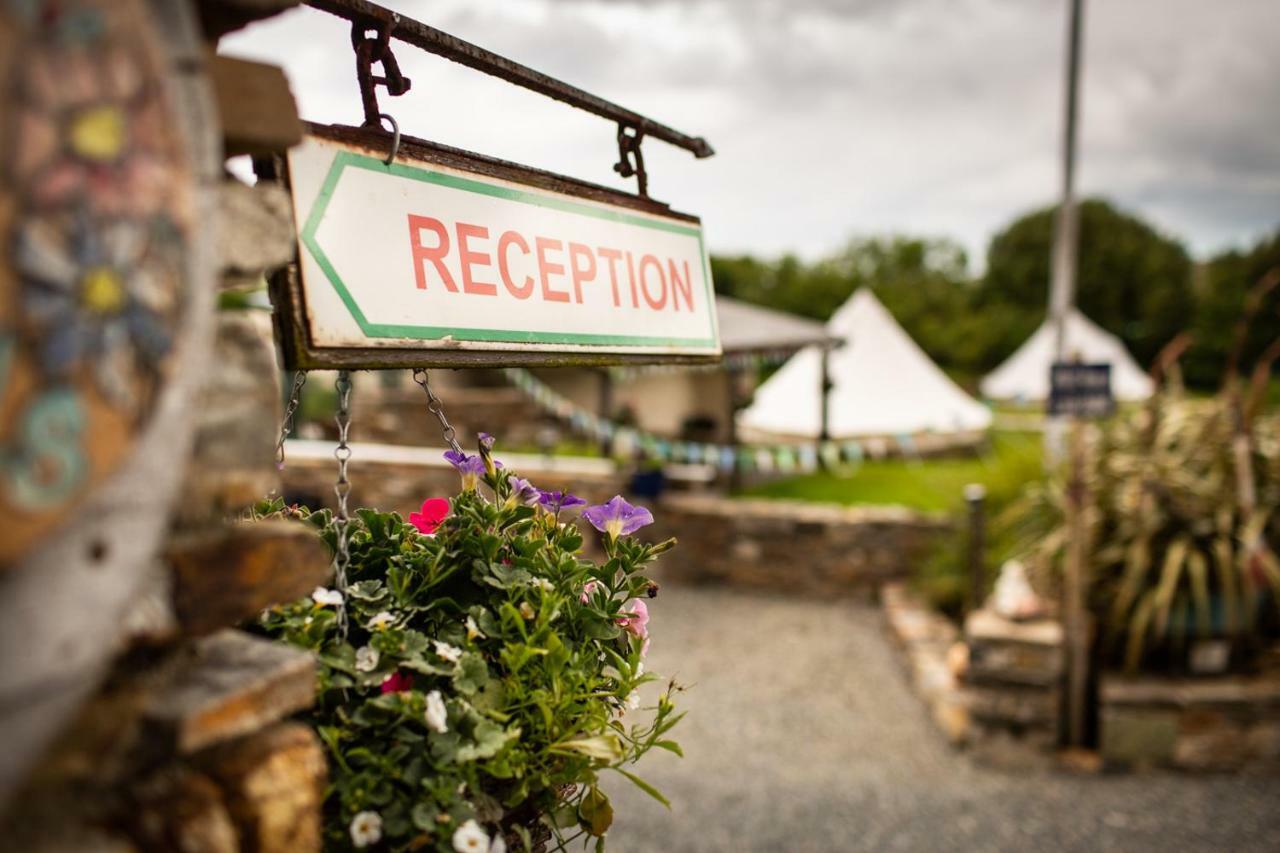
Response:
[413,368,463,454]
[275,371,308,469]
[332,370,354,637]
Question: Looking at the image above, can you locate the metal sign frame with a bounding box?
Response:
[265,123,720,370]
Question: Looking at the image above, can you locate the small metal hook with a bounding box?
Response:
[378,113,401,165]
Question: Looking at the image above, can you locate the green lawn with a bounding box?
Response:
[738,431,1044,513]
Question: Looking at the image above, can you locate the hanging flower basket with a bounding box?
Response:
[256,433,682,852]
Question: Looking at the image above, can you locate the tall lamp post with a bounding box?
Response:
[1048,0,1091,750]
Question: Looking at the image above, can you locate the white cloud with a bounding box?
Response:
[222,0,1280,267]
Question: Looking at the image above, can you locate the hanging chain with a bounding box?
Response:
[413,368,463,454]
[275,371,308,470]
[332,370,354,637]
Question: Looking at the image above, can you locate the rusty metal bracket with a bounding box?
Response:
[306,0,714,164]
[613,124,648,197]
[349,13,411,128]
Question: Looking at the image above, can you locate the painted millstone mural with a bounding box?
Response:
[0,0,191,562]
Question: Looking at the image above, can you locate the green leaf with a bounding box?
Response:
[555,734,623,762]
[578,786,613,837]
[453,653,492,696]
[612,768,670,808]
[456,720,519,762]
[654,739,684,757]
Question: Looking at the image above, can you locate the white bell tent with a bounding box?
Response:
[737,289,992,439]
[980,309,1153,402]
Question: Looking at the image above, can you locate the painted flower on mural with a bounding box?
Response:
[11,10,183,219]
[14,211,179,414]
[582,495,655,541]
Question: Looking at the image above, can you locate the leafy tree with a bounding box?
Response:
[1186,229,1280,389]
[980,198,1194,369]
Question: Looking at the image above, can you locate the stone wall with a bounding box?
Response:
[280,444,629,520]
[1101,675,1280,772]
[652,495,951,598]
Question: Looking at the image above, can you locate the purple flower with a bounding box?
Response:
[478,432,495,450]
[444,450,487,491]
[538,490,587,512]
[507,476,541,507]
[581,495,654,540]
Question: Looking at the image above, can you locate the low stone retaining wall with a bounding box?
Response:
[280,440,626,519]
[883,582,1280,773]
[1101,675,1280,772]
[653,496,951,598]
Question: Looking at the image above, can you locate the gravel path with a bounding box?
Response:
[606,586,1280,853]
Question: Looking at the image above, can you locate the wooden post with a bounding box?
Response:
[597,369,614,458]
[726,365,742,492]
[1063,418,1091,747]
[819,345,832,448]
[964,483,987,611]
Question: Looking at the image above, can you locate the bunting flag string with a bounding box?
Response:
[503,367,922,475]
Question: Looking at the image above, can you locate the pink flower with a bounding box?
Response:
[380,671,414,694]
[617,598,650,654]
[408,498,450,536]
[580,580,599,604]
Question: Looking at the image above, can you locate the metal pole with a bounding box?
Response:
[1064,420,1091,747]
[1045,0,1085,464]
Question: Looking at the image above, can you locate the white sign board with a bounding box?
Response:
[283,133,720,365]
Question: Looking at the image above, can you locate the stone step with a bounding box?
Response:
[166,520,331,636]
[143,630,314,755]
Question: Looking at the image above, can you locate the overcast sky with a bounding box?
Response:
[223,0,1279,270]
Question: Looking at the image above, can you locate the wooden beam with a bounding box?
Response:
[210,54,304,157]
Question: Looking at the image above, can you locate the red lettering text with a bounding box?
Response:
[598,247,623,307]
[568,242,597,304]
[535,237,570,303]
[498,231,533,299]
[455,222,496,296]
[407,215,457,292]
[669,259,694,311]
[639,254,667,310]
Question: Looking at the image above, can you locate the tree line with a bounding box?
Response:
[711,198,1280,391]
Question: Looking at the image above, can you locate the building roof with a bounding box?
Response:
[716,295,838,355]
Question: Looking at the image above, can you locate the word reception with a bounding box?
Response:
[281,129,720,367]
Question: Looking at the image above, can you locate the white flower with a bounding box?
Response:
[518,602,535,620]
[532,578,554,592]
[312,586,344,607]
[465,615,484,640]
[355,646,380,673]
[490,834,507,853]
[350,811,383,848]
[434,640,463,663]
[368,610,395,630]
[425,689,448,733]
[452,819,490,853]
[636,661,645,677]
[626,690,641,710]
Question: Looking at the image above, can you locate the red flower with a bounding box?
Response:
[408,498,450,536]
[380,671,414,694]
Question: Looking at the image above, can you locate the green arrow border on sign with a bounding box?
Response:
[299,150,719,349]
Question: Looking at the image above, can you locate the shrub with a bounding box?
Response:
[256,437,682,852]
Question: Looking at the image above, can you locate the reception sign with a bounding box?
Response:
[278,127,720,368]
